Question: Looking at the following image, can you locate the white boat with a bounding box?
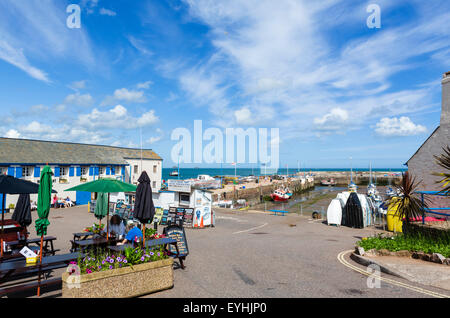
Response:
[327,199,343,226]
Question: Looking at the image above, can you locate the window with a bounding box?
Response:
[179,193,190,206]
[22,166,32,177]
[0,167,5,175]
[153,165,157,173]
[81,167,88,176]
[60,167,68,176]
[134,165,138,174]
[99,167,105,175]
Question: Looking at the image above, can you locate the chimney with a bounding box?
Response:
[441,71,450,126]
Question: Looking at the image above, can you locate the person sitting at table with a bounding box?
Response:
[64,197,74,208]
[117,221,143,246]
[108,215,125,239]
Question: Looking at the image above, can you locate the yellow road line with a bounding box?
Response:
[337,250,449,298]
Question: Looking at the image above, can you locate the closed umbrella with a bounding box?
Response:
[134,171,156,245]
[12,193,32,228]
[0,174,54,257]
[66,178,137,240]
[94,192,109,227]
[35,165,53,297]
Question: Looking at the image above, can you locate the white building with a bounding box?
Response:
[0,137,163,207]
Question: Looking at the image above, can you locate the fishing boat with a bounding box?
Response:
[321,178,336,186]
[270,189,290,202]
[169,170,179,177]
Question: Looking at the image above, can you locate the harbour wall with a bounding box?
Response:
[212,179,315,205]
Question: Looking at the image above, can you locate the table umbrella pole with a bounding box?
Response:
[37,234,44,297]
[142,223,145,247]
[106,193,110,241]
[1,193,5,257]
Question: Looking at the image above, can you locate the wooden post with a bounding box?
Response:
[1,193,5,258]
[142,223,145,247]
[37,234,44,297]
[106,193,110,241]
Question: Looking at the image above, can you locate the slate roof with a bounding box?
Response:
[0,138,162,165]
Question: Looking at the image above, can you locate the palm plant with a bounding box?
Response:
[433,145,450,196]
[393,171,429,225]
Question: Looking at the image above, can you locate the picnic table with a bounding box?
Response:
[0,252,82,296]
[70,232,94,252]
[71,237,118,253]
[1,236,59,262]
[107,238,185,269]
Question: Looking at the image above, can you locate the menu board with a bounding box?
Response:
[152,208,164,225]
[163,225,189,257]
[160,209,169,225]
[183,208,194,227]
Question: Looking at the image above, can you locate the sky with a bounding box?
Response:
[0,0,449,169]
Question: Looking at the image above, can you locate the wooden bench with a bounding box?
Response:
[269,209,289,216]
[0,252,81,284]
[1,236,59,262]
[0,277,61,297]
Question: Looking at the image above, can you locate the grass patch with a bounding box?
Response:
[358,233,450,258]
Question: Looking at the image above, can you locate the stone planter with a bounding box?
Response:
[62,258,173,298]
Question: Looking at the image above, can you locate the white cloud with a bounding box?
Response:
[0,40,50,82]
[314,108,349,132]
[234,107,252,125]
[147,128,163,144]
[68,80,87,91]
[5,129,20,138]
[99,8,117,16]
[136,81,153,89]
[374,117,427,136]
[64,93,94,107]
[101,88,147,106]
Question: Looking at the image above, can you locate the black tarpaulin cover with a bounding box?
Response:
[343,192,364,228]
[12,193,32,227]
[133,171,155,224]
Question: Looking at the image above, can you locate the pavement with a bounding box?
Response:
[351,253,450,291]
[1,205,449,298]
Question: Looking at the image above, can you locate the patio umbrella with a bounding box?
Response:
[134,171,156,245]
[35,165,53,297]
[66,178,137,239]
[12,193,32,228]
[0,175,55,257]
[94,192,109,227]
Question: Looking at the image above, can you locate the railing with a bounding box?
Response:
[417,191,450,224]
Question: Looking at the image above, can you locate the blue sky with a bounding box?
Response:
[0,0,449,169]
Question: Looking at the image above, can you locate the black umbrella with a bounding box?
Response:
[12,194,32,228]
[0,174,56,256]
[134,171,156,245]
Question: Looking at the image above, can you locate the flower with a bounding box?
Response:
[157,252,161,257]
[109,265,113,269]
[140,256,145,261]
[102,260,106,265]
[109,259,114,263]
[123,259,127,263]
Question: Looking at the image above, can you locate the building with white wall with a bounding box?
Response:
[0,138,162,207]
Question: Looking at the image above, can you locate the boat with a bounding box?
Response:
[327,199,344,226]
[169,170,179,177]
[321,178,336,186]
[270,189,290,202]
[385,186,396,197]
[348,181,357,192]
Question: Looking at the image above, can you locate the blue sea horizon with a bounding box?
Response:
[162,167,406,180]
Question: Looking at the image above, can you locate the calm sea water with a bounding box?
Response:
[162,167,406,180]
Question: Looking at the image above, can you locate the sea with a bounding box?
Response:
[162,167,407,181]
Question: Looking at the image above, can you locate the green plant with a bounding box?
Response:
[433,145,450,196]
[358,233,450,258]
[394,171,430,225]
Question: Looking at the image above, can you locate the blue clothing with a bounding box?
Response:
[125,227,143,242]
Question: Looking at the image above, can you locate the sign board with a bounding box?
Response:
[168,179,191,193]
[160,209,169,226]
[183,208,194,227]
[20,246,37,258]
[193,206,213,227]
[163,225,189,257]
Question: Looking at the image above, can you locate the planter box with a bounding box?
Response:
[62,258,173,298]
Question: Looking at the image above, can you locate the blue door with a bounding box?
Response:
[76,191,91,205]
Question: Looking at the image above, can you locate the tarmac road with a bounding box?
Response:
[3,205,448,298]
[146,208,450,298]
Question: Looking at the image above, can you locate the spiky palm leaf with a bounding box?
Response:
[394,171,429,224]
[433,145,450,196]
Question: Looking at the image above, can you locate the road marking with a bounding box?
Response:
[337,250,449,298]
[233,223,268,234]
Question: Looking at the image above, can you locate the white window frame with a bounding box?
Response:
[81,167,88,176]
[99,167,105,175]
[60,166,68,176]
[22,166,33,178]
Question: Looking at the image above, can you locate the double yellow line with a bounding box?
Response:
[337,250,450,298]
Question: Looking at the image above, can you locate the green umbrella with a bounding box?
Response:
[65,178,137,193]
[35,165,53,297]
[35,166,53,237]
[94,192,108,226]
[66,178,137,239]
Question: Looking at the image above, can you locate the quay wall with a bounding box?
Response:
[213,179,314,205]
